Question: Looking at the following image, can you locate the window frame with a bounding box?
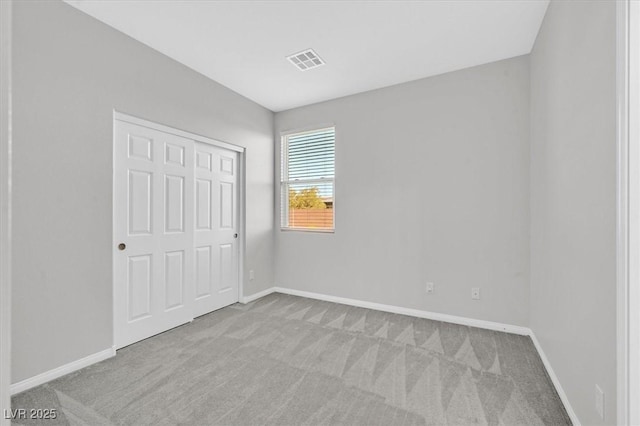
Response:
[280,126,335,233]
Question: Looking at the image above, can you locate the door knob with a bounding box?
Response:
[234,233,238,239]
[118,243,126,251]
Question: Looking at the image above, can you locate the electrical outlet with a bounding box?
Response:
[595,385,604,420]
[426,282,434,294]
[249,270,255,281]
[471,287,480,300]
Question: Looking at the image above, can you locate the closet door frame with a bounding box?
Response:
[617,1,640,423]
[112,110,245,349]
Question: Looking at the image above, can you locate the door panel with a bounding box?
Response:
[196,179,212,230]
[128,171,152,235]
[127,255,152,321]
[196,151,211,170]
[128,135,153,161]
[195,246,212,299]
[165,143,185,167]
[164,175,184,233]
[219,243,233,293]
[193,142,239,317]
[164,250,184,310]
[220,156,234,174]
[220,182,233,229]
[114,121,195,349]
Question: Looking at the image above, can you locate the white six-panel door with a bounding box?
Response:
[194,142,239,317]
[114,119,240,349]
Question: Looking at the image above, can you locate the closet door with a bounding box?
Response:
[114,121,195,349]
[194,142,239,317]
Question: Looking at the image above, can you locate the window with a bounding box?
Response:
[281,127,335,231]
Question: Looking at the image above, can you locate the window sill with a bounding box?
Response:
[280,227,334,234]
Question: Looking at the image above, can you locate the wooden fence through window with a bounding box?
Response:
[289,208,334,229]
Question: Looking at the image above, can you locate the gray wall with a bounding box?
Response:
[12,0,274,383]
[275,56,531,327]
[529,1,617,424]
[1,0,12,420]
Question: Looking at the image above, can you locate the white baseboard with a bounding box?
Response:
[240,287,276,304]
[10,346,116,396]
[529,332,581,426]
[272,286,530,335]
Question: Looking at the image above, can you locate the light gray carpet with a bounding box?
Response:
[12,293,571,425]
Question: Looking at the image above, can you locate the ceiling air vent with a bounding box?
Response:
[286,49,325,71]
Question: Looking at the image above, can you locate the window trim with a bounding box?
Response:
[280,126,335,233]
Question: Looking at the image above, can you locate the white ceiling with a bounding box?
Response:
[66,0,549,112]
